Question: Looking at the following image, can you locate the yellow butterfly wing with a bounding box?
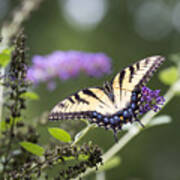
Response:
[48,87,117,121]
[111,56,165,109]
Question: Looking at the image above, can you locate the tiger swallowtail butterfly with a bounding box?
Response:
[48,56,165,139]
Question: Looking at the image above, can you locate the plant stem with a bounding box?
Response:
[0,0,44,123]
[0,0,44,176]
[0,68,5,122]
[72,124,96,146]
[79,82,177,179]
[96,171,106,180]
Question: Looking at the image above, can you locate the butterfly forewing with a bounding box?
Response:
[111,56,165,109]
[49,87,117,121]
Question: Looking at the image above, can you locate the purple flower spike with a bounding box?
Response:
[27,51,111,89]
[139,86,165,114]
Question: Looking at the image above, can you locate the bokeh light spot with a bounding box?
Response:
[0,0,9,20]
[59,0,108,30]
[134,1,172,41]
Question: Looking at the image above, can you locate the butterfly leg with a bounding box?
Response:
[113,130,118,143]
[135,116,145,128]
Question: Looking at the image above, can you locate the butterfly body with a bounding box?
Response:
[49,56,165,133]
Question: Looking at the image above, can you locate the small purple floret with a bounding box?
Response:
[139,86,165,114]
[27,51,111,90]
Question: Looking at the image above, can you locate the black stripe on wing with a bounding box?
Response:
[136,62,140,70]
[119,70,125,89]
[117,56,165,91]
[68,97,75,104]
[82,89,106,104]
[129,65,135,82]
[118,70,125,99]
[74,93,89,104]
[103,82,115,102]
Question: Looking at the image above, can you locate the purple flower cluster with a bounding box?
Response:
[27,51,111,90]
[139,86,165,114]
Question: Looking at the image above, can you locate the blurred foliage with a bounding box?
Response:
[20,91,40,100]
[0,30,103,180]
[1,0,180,179]
[20,141,45,156]
[159,67,178,85]
[48,127,72,143]
[0,48,13,67]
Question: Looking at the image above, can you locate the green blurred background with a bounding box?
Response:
[1,0,180,179]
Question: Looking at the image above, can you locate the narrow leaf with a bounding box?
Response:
[48,128,72,143]
[20,92,39,100]
[159,67,178,85]
[78,154,89,161]
[0,117,19,132]
[148,115,172,128]
[98,156,121,172]
[0,120,6,131]
[63,156,75,161]
[56,156,76,163]
[19,141,45,156]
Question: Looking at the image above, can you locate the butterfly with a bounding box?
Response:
[48,56,165,139]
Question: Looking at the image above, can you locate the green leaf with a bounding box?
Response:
[159,67,178,85]
[0,54,10,67]
[0,121,7,137]
[98,156,121,172]
[48,128,72,143]
[19,141,45,156]
[63,156,75,161]
[148,115,172,128]
[0,120,6,132]
[78,154,89,161]
[20,92,39,100]
[0,48,13,67]
[0,117,21,133]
